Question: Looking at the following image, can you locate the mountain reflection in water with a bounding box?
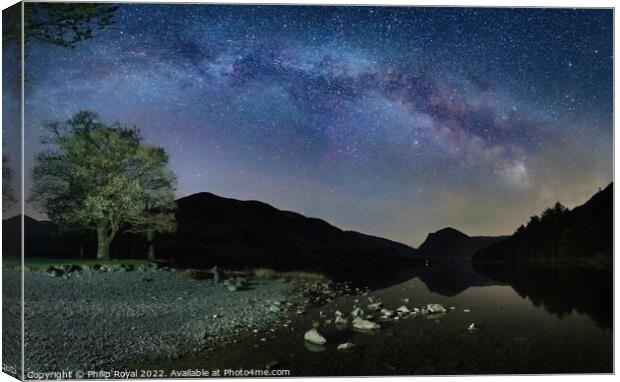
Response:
[472,262,613,330]
[131,262,612,375]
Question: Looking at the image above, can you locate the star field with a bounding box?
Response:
[11,4,614,245]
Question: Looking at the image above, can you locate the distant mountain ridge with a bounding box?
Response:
[9,184,610,275]
[5,193,507,270]
[417,227,507,263]
[155,192,420,276]
[472,183,613,263]
[2,215,64,257]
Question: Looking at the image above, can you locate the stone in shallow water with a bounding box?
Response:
[367,302,383,311]
[396,305,410,314]
[426,304,447,313]
[380,308,394,318]
[351,307,364,318]
[337,342,356,350]
[352,317,381,330]
[304,328,327,345]
[335,315,348,325]
[304,341,325,353]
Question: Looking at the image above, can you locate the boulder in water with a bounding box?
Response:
[337,342,356,350]
[335,315,348,325]
[396,305,410,314]
[367,302,383,311]
[426,304,447,313]
[352,317,381,330]
[304,328,327,345]
[351,307,364,318]
[380,308,394,318]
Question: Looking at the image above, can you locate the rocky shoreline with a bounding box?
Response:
[12,265,312,373]
[15,264,465,373]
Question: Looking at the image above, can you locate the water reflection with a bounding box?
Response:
[472,262,613,330]
[130,261,613,374]
[409,263,498,296]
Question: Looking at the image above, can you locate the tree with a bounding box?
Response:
[4,3,118,48]
[2,154,17,211]
[31,111,176,260]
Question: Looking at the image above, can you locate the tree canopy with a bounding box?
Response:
[32,111,177,259]
[472,184,613,263]
[4,3,118,48]
[2,154,17,211]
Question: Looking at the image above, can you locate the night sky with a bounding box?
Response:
[8,4,614,246]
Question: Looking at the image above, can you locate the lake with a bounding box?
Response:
[136,263,613,375]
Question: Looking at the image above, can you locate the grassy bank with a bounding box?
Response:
[3,257,155,271]
[4,258,329,282]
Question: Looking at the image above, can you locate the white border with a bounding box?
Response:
[0,1,616,382]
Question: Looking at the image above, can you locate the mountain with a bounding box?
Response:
[472,183,613,263]
[417,227,506,263]
[2,215,65,257]
[155,192,420,277]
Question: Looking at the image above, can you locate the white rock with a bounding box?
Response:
[396,305,410,314]
[367,302,383,311]
[335,315,348,325]
[337,342,356,350]
[467,323,478,331]
[351,307,364,318]
[402,298,410,303]
[304,328,327,345]
[335,310,344,317]
[463,309,471,313]
[352,317,381,330]
[426,304,447,313]
[380,308,394,318]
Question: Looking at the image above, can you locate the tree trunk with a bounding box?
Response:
[146,228,155,261]
[96,224,112,260]
[97,240,111,260]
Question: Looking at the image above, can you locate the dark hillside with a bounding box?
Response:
[155,192,420,277]
[472,183,612,263]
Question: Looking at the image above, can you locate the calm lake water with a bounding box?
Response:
[139,263,613,375]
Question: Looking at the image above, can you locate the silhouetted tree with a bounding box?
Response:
[31,111,176,260]
[2,154,17,211]
[473,185,612,263]
[4,3,118,48]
